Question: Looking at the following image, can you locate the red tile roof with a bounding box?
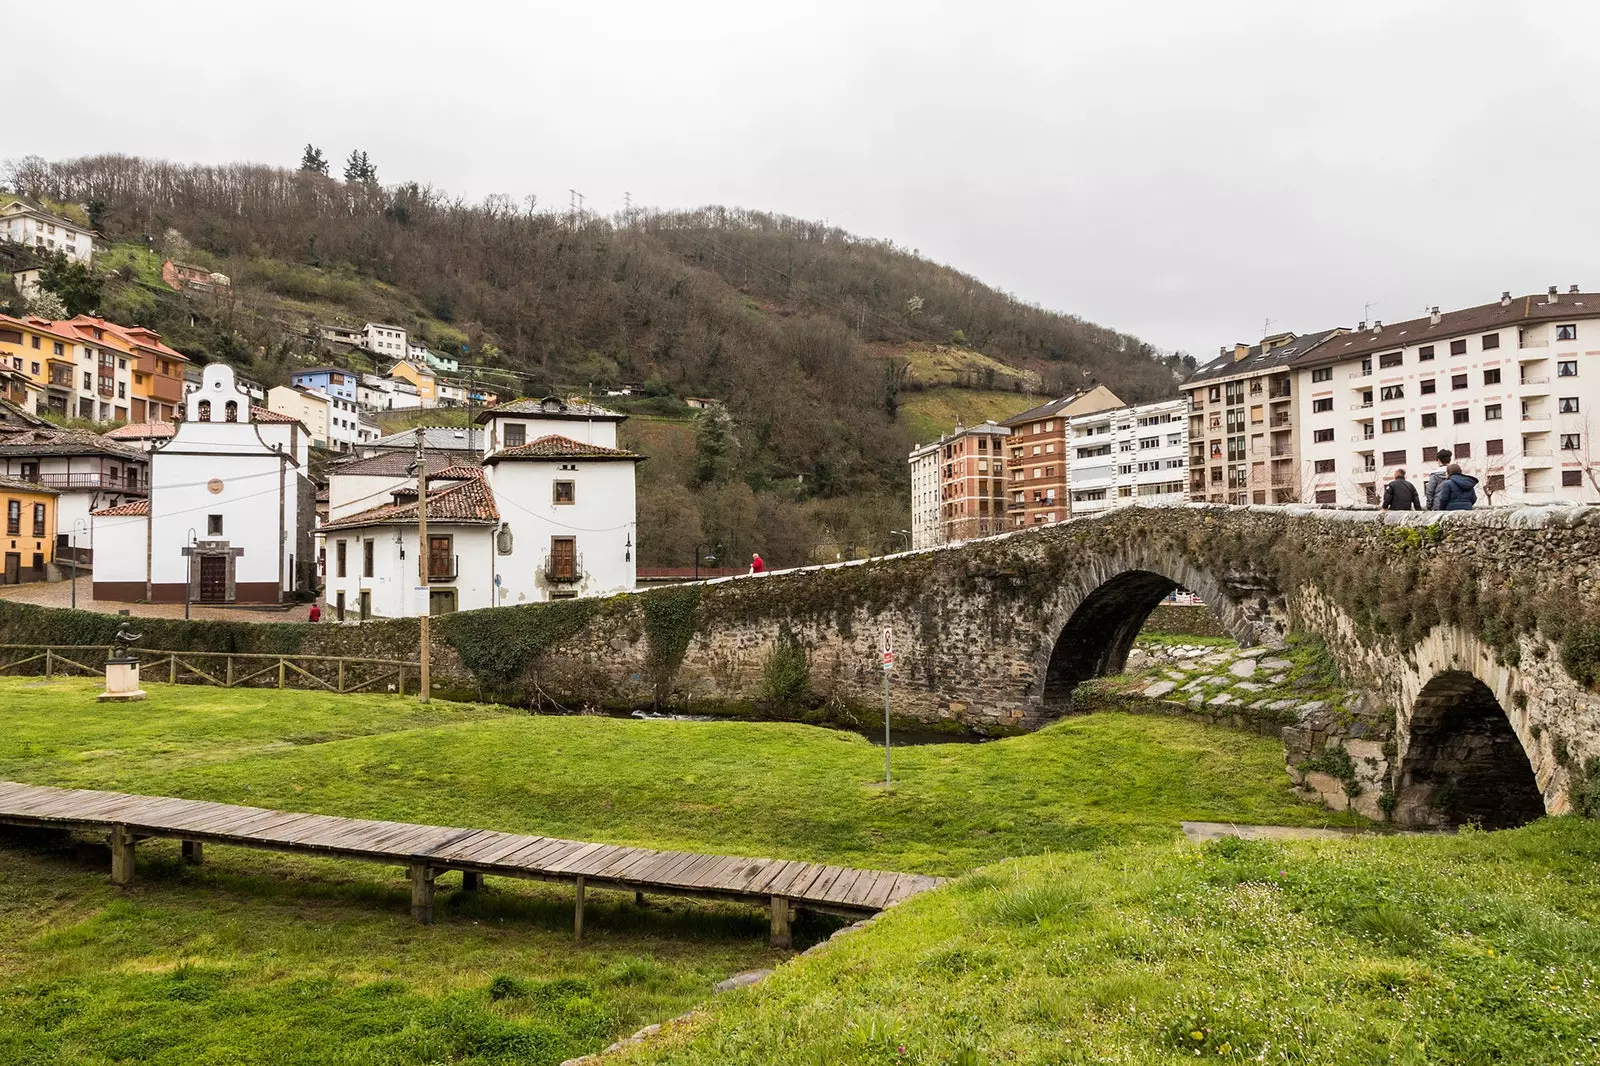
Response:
[250,406,301,424]
[93,499,149,517]
[0,475,59,495]
[319,476,500,531]
[103,421,177,440]
[483,434,644,464]
[432,464,485,480]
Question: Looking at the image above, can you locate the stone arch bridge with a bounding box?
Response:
[458,505,1599,829]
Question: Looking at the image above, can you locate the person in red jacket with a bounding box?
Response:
[749,553,766,574]
[308,603,322,623]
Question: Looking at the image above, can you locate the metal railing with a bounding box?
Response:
[0,645,420,695]
[541,553,584,583]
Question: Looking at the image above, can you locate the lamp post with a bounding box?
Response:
[891,529,911,552]
[68,519,88,609]
[184,528,196,620]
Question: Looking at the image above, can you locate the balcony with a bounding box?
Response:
[1517,345,1549,361]
[1270,447,1292,457]
[29,473,146,495]
[1522,452,1554,468]
[1350,401,1373,411]
[1268,388,1292,401]
[1522,414,1552,426]
[1270,415,1291,428]
[541,553,584,584]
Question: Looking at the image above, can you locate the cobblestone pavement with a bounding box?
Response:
[0,575,315,623]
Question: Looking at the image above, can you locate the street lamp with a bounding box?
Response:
[68,519,88,610]
[891,529,911,552]
[184,528,197,620]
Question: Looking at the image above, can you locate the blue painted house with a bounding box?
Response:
[289,367,358,404]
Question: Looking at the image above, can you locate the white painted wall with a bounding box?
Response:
[1296,313,1600,506]
[487,458,636,603]
[322,523,495,618]
[1,207,93,264]
[908,442,941,549]
[1067,398,1188,515]
[484,414,619,451]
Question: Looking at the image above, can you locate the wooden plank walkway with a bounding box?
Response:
[0,782,942,946]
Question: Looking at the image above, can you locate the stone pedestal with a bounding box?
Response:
[98,659,146,702]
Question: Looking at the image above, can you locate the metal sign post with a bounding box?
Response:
[880,626,894,790]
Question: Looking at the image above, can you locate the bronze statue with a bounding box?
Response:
[110,623,143,661]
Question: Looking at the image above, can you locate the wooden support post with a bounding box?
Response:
[169,655,177,685]
[278,659,286,689]
[769,896,792,948]
[397,665,404,697]
[225,655,234,688]
[44,648,52,678]
[181,840,204,865]
[574,876,586,942]
[461,871,483,892]
[634,890,645,907]
[409,863,436,924]
[109,824,135,886]
[337,660,346,693]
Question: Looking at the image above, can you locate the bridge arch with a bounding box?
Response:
[1032,550,1281,711]
[1393,670,1545,828]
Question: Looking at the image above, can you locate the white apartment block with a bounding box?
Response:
[1067,399,1189,515]
[908,441,941,549]
[363,323,407,358]
[1296,288,1600,506]
[0,201,93,264]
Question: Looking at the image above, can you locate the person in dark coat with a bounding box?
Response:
[1424,448,1453,509]
[1435,462,1479,510]
[1381,468,1422,511]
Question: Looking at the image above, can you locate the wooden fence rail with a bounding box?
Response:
[0,645,419,696]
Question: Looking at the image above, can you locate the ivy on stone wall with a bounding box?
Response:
[641,585,700,697]
[435,597,600,699]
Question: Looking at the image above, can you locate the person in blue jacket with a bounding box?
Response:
[1435,462,1479,510]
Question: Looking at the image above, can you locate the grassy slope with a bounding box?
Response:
[622,821,1600,1065]
[900,387,1038,446]
[0,679,1346,876]
[0,678,1339,1064]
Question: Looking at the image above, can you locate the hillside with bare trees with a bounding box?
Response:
[4,153,1187,565]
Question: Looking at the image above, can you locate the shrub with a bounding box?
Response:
[760,631,810,707]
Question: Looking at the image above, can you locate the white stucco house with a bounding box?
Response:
[92,364,316,604]
[0,199,94,264]
[318,397,641,618]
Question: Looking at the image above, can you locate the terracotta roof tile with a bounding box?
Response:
[0,475,59,495]
[320,476,500,531]
[0,427,144,461]
[250,406,301,424]
[103,421,177,440]
[92,498,149,516]
[484,434,644,463]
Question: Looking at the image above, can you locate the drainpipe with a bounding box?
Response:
[277,452,286,603]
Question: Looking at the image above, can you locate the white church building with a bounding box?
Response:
[92,364,316,604]
[319,396,641,619]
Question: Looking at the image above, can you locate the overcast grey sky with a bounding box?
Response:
[17,0,1600,357]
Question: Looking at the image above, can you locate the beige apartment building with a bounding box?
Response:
[1000,385,1124,528]
[1184,330,1342,504]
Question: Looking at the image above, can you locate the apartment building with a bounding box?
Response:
[363,323,408,358]
[1000,385,1124,528]
[905,422,1012,547]
[1296,288,1600,506]
[1184,330,1342,504]
[908,440,941,549]
[0,199,93,264]
[1066,399,1190,515]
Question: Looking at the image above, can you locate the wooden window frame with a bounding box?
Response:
[363,538,374,578]
[553,479,575,505]
[503,422,526,448]
[428,533,455,581]
[336,540,347,578]
[32,503,44,538]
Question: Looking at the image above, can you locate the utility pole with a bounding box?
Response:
[415,433,431,702]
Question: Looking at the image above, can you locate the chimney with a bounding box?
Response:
[1357,320,1366,331]
[1371,319,1382,334]
[1233,342,1250,361]
[1429,306,1441,325]
[1501,291,1512,307]
[1571,284,1581,294]
[1548,285,1559,304]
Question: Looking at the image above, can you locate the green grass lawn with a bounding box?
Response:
[0,678,1347,876]
[4,678,1588,1065]
[899,387,1037,445]
[620,820,1600,1065]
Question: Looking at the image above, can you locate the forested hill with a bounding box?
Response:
[4,153,1186,564]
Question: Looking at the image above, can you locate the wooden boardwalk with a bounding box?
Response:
[0,782,941,946]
